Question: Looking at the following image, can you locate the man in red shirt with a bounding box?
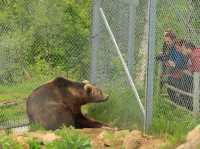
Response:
[180,42,200,110]
[190,48,200,72]
[182,42,200,73]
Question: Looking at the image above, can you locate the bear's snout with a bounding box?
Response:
[103,95,109,100]
[96,94,109,102]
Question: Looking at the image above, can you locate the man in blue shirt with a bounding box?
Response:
[156,31,177,90]
[167,40,187,70]
[166,40,188,104]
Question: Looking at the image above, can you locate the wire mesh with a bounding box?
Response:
[0,0,91,129]
[88,0,148,130]
[1,0,199,134]
[154,0,200,134]
[0,101,29,129]
[0,0,149,130]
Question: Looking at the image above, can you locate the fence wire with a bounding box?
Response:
[154,0,200,134]
[89,0,148,130]
[1,0,200,135]
[0,0,148,130]
[0,0,91,129]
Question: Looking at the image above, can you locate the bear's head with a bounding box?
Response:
[53,77,109,105]
[82,80,109,103]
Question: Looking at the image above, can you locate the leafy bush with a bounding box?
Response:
[28,139,42,149]
[45,127,92,149]
[0,0,91,84]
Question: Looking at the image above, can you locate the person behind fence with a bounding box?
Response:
[155,29,176,89]
[166,39,188,104]
[180,42,200,110]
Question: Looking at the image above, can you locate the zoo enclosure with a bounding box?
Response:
[0,0,200,135]
[0,0,150,130]
[0,0,92,129]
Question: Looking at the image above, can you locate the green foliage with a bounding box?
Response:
[0,0,91,84]
[0,103,27,127]
[29,123,46,132]
[27,139,42,149]
[0,127,92,149]
[152,95,200,136]
[88,84,144,130]
[191,0,200,33]
[45,127,92,149]
[0,133,23,149]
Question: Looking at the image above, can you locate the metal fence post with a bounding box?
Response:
[145,0,156,130]
[91,0,101,84]
[193,72,200,113]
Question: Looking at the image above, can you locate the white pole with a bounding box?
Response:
[99,8,145,117]
[193,72,200,113]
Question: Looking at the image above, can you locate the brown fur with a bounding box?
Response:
[26,77,108,130]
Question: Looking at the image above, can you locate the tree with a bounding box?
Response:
[0,0,92,83]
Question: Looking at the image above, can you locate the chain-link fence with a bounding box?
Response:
[89,0,200,135]
[1,0,200,137]
[88,0,148,130]
[153,0,200,136]
[0,0,148,130]
[0,0,91,129]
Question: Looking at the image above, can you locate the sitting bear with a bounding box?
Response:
[26,77,109,130]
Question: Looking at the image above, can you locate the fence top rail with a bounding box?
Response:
[165,84,193,97]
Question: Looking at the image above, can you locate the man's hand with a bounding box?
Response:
[166,60,176,67]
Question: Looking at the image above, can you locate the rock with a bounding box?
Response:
[10,134,29,149]
[97,131,113,147]
[28,132,61,144]
[0,129,6,135]
[176,125,200,149]
[123,130,143,149]
[123,130,165,149]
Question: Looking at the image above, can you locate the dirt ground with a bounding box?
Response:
[79,128,165,149]
[8,127,165,149]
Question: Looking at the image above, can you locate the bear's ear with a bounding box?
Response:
[82,80,90,84]
[84,84,92,95]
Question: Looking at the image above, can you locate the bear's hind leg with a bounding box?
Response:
[75,114,107,128]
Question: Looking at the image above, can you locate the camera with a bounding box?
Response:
[155,52,169,61]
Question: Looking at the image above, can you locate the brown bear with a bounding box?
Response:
[26,77,109,130]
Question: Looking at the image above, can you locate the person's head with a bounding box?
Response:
[175,39,186,52]
[164,31,176,48]
[164,28,173,36]
[182,41,196,56]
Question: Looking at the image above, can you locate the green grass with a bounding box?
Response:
[0,77,53,101]
[45,127,92,149]
[150,91,200,148]
[0,132,23,149]
[0,127,92,149]
[29,123,47,132]
[0,103,28,128]
[28,139,42,149]
[0,76,53,128]
[88,81,145,130]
